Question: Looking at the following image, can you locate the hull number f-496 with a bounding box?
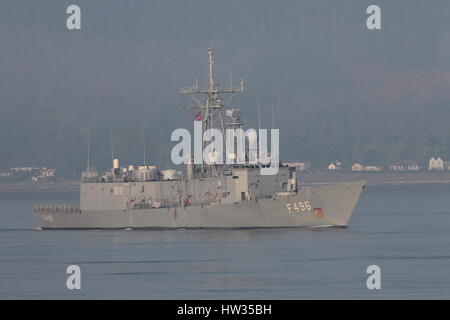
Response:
[42,214,54,222]
[286,201,312,213]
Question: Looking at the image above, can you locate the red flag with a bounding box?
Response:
[195,111,202,121]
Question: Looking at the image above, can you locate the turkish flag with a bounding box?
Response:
[195,111,202,121]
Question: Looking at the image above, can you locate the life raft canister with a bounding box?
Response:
[314,208,324,218]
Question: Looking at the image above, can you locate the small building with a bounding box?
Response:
[28,167,58,182]
[282,161,311,172]
[40,168,56,177]
[408,164,421,171]
[389,161,421,171]
[444,161,450,171]
[327,163,337,170]
[327,161,342,171]
[0,171,12,177]
[389,164,406,171]
[429,157,444,170]
[10,167,33,173]
[352,163,364,172]
[364,165,382,172]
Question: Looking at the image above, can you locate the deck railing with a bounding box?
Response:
[33,204,81,214]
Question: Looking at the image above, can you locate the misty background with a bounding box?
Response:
[1,0,450,174]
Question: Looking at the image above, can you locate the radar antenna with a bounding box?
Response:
[180,49,244,175]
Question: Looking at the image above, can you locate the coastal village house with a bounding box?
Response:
[351,163,382,172]
[327,161,342,171]
[364,165,382,172]
[389,161,421,171]
[0,166,57,182]
[10,167,36,173]
[40,168,56,178]
[0,171,12,177]
[428,157,444,170]
[444,161,450,171]
[351,163,364,171]
[282,161,311,172]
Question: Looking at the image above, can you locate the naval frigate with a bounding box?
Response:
[33,49,365,229]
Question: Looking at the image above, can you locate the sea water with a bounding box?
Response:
[1,184,450,299]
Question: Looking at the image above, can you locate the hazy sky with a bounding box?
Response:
[1,0,450,172]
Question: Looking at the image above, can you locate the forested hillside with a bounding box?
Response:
[1,0,449,172]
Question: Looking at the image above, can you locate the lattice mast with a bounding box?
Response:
[180,49,244,174]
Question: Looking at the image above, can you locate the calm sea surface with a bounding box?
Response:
[1,184,450,299]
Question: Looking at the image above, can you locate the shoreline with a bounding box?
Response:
[0,181,79,192]
[297,172,450,186]
[1,172,450,192]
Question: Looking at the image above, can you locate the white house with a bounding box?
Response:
[327,161,342,171]
[282,161,311,172]
[444,161,450,171]
[352,163,364,171]
[363,166,381,171]
[327,163,337,170]
[429,157,444,170]
[364,165,382,172]
[389,164,406,171]
[10,167,34,172]
[389,161,421,171]
[40,169,56,177]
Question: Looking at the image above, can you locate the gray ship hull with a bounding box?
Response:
[34,180,365,230]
